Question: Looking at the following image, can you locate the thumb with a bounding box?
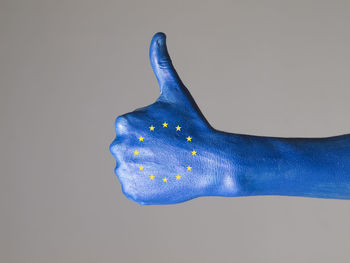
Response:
[149,33,211,129]
[149,32,187,103]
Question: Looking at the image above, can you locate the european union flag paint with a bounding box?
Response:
[110,32,350,205]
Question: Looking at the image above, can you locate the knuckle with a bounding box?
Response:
[113,166,146,204]
[114,162,129,185]
[110,140,127,162]
[109,140,118,156]
[115,115,129,134]
[114,163,124,178]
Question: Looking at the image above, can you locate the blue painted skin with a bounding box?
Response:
[110,32,350,205]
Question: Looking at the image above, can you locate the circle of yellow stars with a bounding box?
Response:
[133,122,197,182]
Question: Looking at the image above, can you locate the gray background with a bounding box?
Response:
[2,0,350,262]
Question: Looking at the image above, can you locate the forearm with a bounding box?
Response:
[217,132,350,199]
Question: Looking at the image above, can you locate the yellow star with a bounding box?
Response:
[176,175,181,180]
[138,136,144,142]
[187,166,192,171]
[149,125,155,131]
[192,150,197,156]
[162,122,168,128]
[163,177,168,182]
[139,165,144,171]
[149,175,155,180]
[176,125,181,131]
[134,150,139,155]
[186,136,192,142]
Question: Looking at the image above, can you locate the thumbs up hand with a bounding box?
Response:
[110,33,240,205]
[110,33,350,205]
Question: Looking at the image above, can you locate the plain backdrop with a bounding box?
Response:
[1,1,350,262]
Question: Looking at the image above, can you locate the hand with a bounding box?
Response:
[110,33,350,204]
[110,33,239,205]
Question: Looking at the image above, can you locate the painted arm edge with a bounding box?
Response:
[214,131,350,199]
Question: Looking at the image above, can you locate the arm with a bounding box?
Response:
[110,32,350,205]
[216,132,350,199]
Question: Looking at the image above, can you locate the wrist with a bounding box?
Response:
[211,132,287,197]
[205,131,245,197]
